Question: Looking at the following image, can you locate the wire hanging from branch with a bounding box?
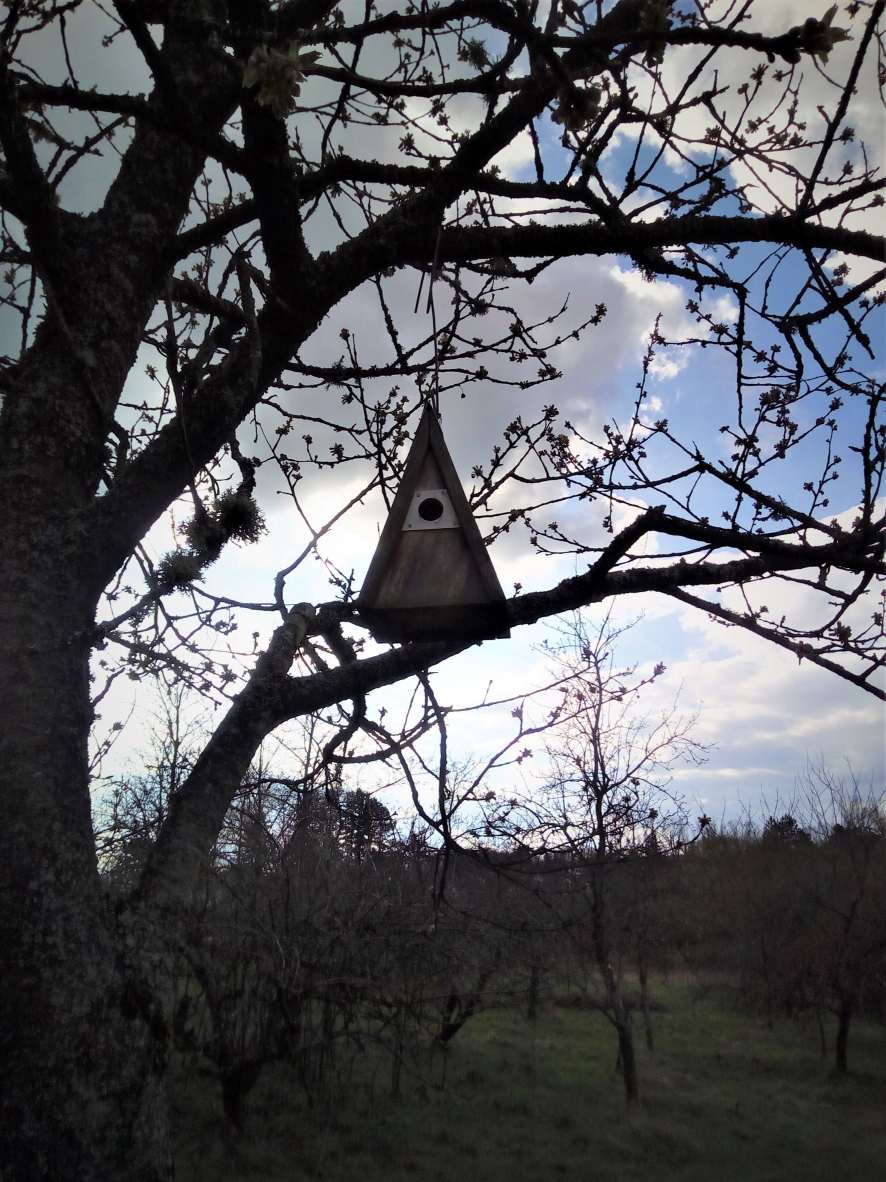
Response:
[413,223,444,420]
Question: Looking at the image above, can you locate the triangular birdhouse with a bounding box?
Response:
[358,406,510,643]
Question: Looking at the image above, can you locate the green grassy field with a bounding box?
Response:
[174,982,886,1181]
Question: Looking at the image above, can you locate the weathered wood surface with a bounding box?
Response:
[359,406,509,642]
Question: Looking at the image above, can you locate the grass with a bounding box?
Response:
[173,981,886,1181]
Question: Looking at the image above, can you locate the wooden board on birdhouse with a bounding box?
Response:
[358,405,510,643]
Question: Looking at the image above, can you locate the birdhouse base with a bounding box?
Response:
[359,602,510,644]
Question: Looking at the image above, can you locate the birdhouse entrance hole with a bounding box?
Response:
[419,496,442,521]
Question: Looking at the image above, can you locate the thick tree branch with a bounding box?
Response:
[0,164,33,224]
[428,216,886,271]
[241,99,314,293]
[0,68,71,294]
[15,80,246,173]
[171,162,592,260]
[508,539,884,631]
[136,603,315,907]
[113,0,177,99]
[169,276,246,324]
[301,0,826,68]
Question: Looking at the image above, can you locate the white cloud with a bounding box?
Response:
[651,2,886,221]
[647,354,686,380]
[491,130,537,179]
[609,265,682,307]
[710,295,739,324]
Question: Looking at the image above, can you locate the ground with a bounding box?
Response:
[173,980,886,1181]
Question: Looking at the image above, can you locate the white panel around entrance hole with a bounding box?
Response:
[403,488,459,530]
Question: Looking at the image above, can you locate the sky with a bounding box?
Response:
[4,1,884,829]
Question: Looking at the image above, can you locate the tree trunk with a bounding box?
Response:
[589,873,639,1107]
[0,17,274,1175]
[834,997,853,1076]
[221,1062,264,1134]
[638,959,654,1053]
[437,990,477,1044]
[0,541,171,1177]
[817,1005,828,1060]
[615,1016,640,1107]
[527,960,541,1022]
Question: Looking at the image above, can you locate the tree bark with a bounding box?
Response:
[834,997,853,1076]
[0,320,179,1175]
[615,1016,640,1107]
[0,18,245,1171]
[638,959,655,1053]
[0,557,171,1178]
[527,960,541,1022]
[590,871,640,1106]
[817,1005,828,1060]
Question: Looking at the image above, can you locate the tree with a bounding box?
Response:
[335,787,397,863]
[762,813,812,845]
[96,685,198,890]
[799,762,886,1074]
[494,611,706,1105]
[0,1,884,1176]
[672,764,885,1074]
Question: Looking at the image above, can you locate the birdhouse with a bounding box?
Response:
[358,406,510,643]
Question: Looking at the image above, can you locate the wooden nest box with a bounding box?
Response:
[358,406,510,644]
